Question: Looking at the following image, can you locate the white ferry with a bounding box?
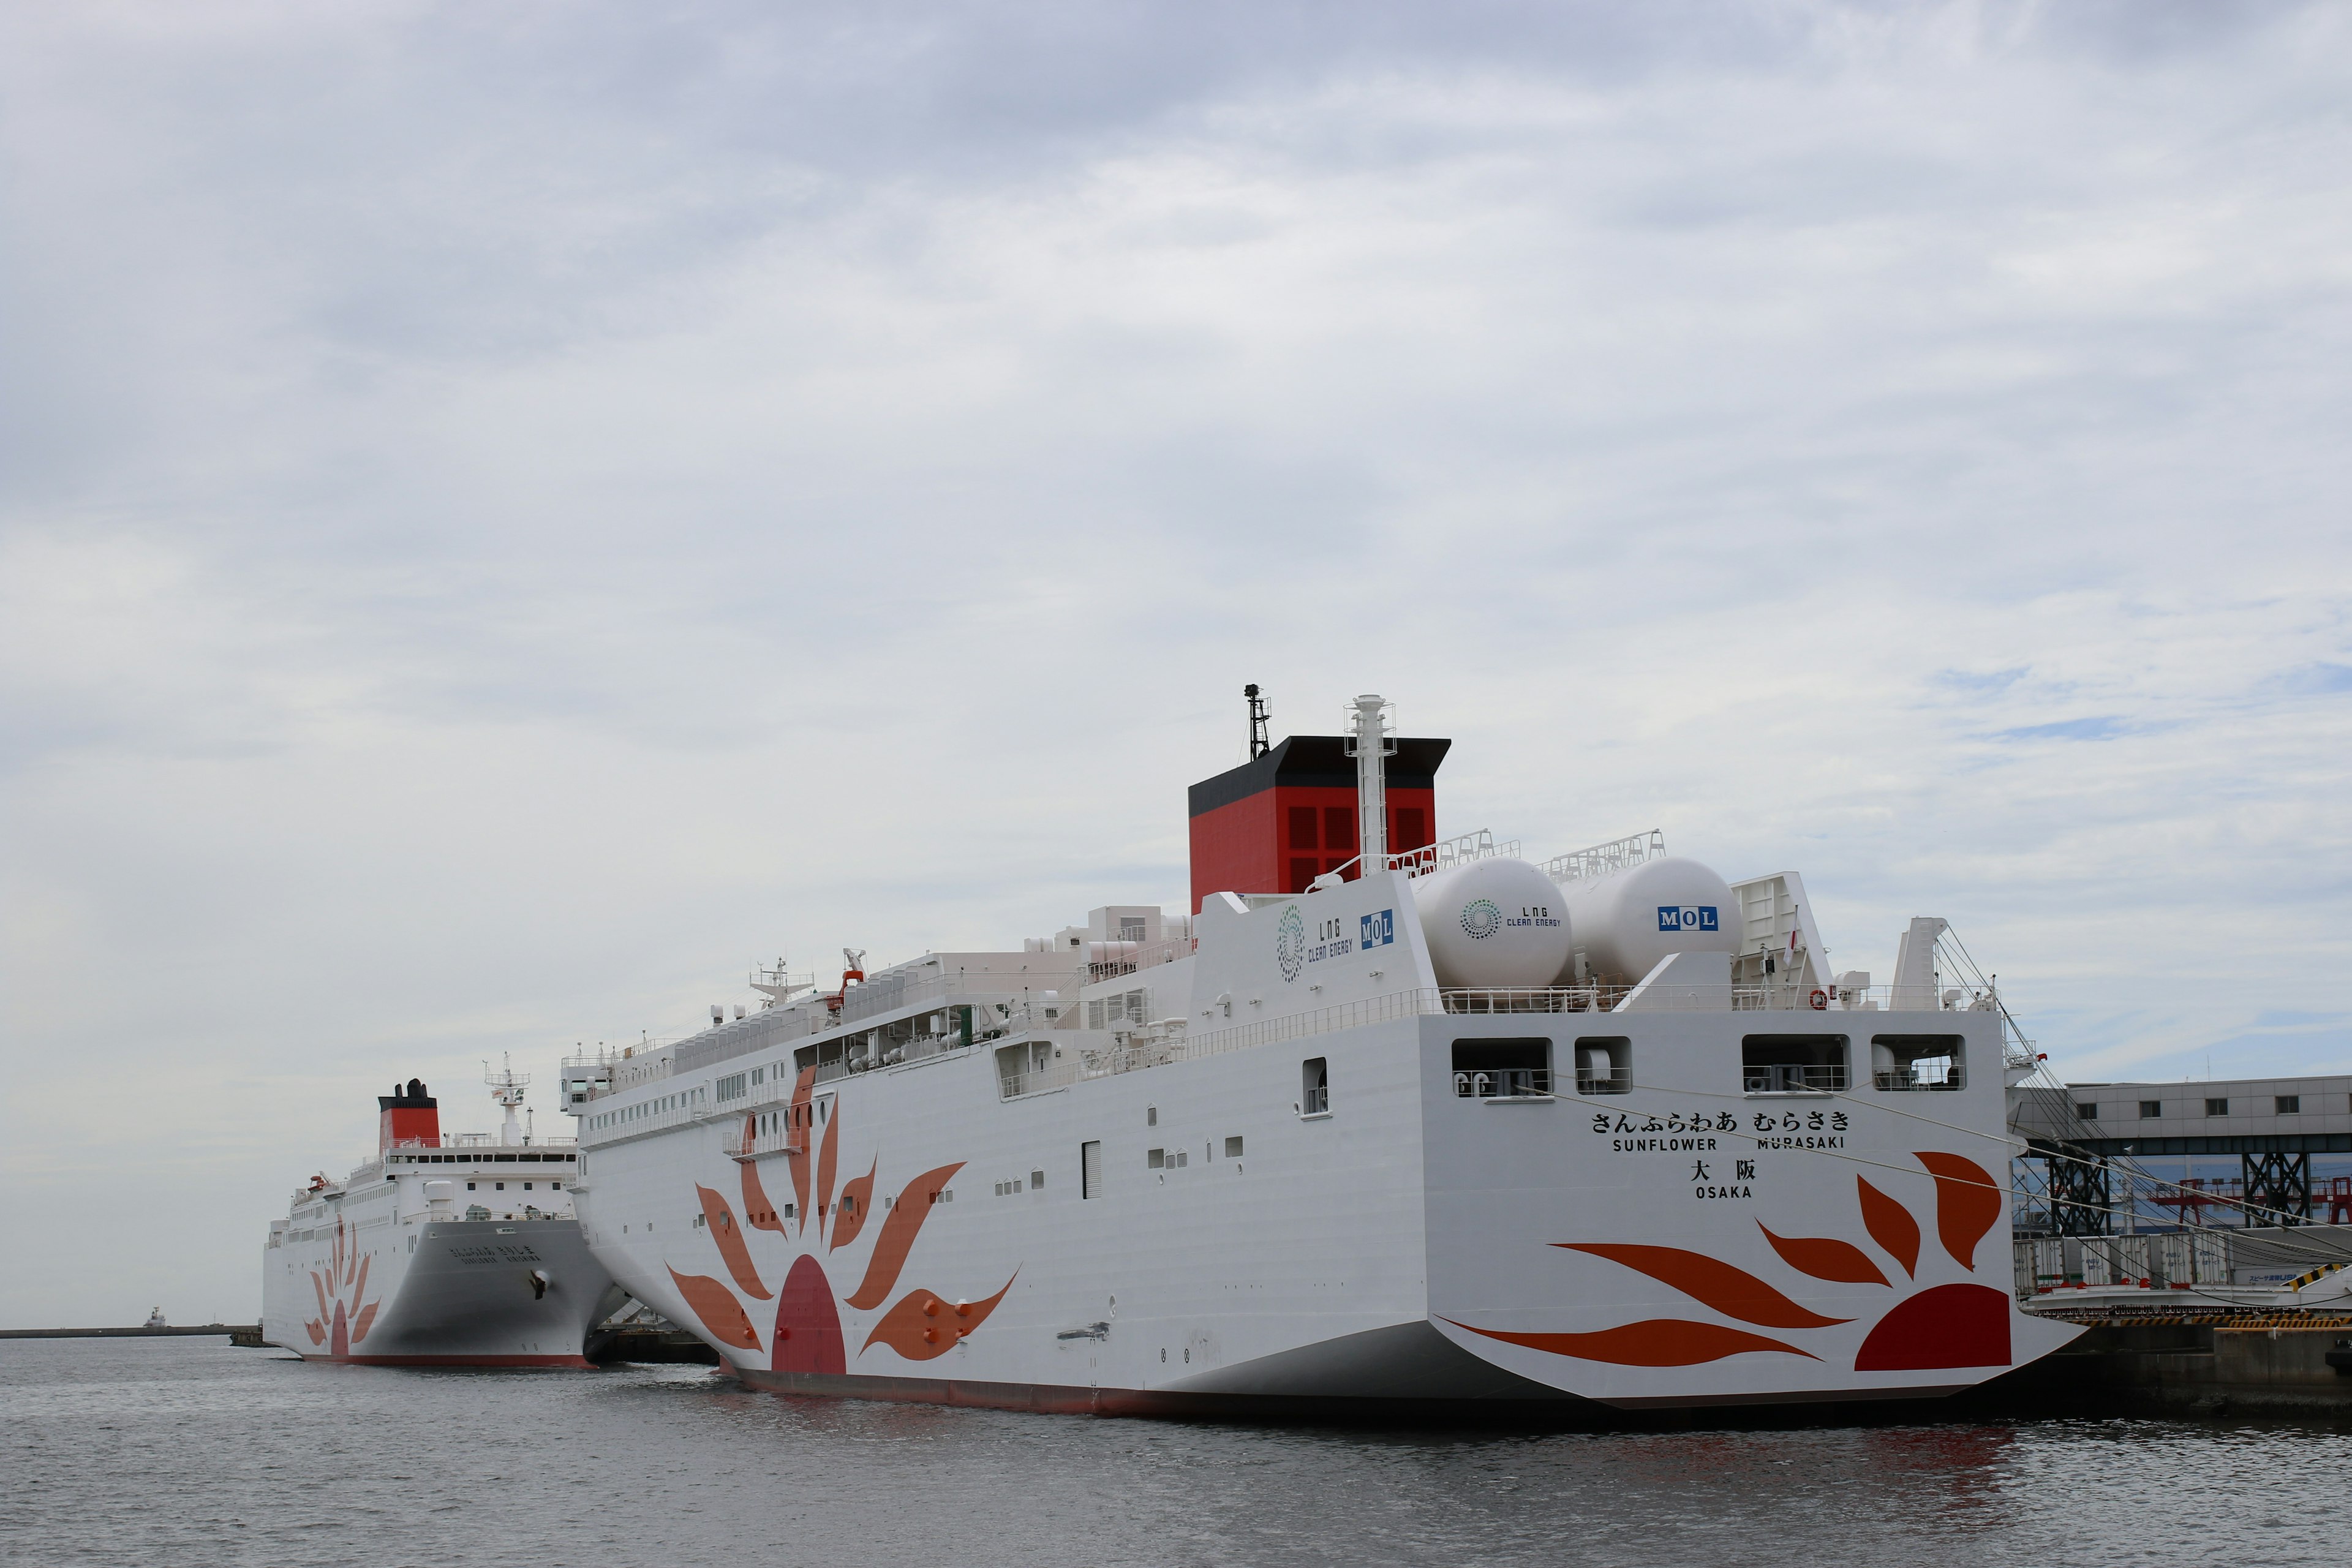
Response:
[262,1065,620,1366]
[562,693,2078,1414]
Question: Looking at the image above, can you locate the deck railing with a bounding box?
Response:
[1742,1064,1849,1093]
[1453,1067,1551,1099]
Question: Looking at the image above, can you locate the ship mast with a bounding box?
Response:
[1346,693,1395,872]
[484,1053,530,1147]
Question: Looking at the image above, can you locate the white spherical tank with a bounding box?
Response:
[1410,858,1574,989]
[1558,856,1740,982]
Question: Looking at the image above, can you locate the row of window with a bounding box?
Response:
[388,1152,575,1164]
[1088,990,1152,1031]
[2078,1095,2326,1120]
[1442,1035,1965,1099]
[1065,1109,1251,1199]
[588,1087,706,1131]
[715,1063,786,1103]
[1145,1136,1245,1170]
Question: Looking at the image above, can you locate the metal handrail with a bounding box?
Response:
[1543,829,1665,884]
[1873,1066,1967,1091]
[1453,1068,1551,1099]
[1744,1065,1849,1093]
[720,1126,805,1161]
[1322,829,1523,885]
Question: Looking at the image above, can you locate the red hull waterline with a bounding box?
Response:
[727,1364,1972,1419]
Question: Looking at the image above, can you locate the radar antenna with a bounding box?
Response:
[1245,684,1271,759]
[749,954,811,1008]
[484,1052,530,1147]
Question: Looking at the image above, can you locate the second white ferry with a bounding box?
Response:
[560,693,2078,1414]
[263,1065,620,1366]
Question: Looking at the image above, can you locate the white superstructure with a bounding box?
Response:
[562,695,2077,1414]
[261,1073,620,1366]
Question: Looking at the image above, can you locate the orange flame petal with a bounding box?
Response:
[815,1101,840,1242]
[311,1272,330,1322]
[1558,1243,1850,1329]
[1913,1152,2002,1272]
[352,1253,371,1306]
[831,1159,878,1253]
[1447,1317,1815,1366]
[860,1272,1018,1362]
[1857,1177,1921,1277]
[695,1184,772,1300]
[843,1163,966,1310]
[304,1319,326,1345]
[786,1068,815,1232]
[350,1301,380,1344]
[1756,1221,1891,1287]
[666,1265,762,1352]
[741,1133,785,1233]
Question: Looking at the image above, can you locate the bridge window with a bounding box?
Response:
[2206,1098,2229,1117]
[1743,1035,1847,1093]
[2277,1095,2301,1114]
[2139,1099,2162,1118]
[1870,1035,1964,1091]
[1452,1039,1550,1098]
[2075,1102,2098,1120]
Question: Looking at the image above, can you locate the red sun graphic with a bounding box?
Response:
[304,1215,382,1356]
[662,1066,1018,1368]
[1448,1151,2012,1372]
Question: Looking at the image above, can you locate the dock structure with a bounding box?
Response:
[2013,1074,2352,1234]
[584,1304,718,1366]
[0,1324,260,1341]
[1999,1078,2352,1410]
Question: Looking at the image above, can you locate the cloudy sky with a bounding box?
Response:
[3,1,2348,1324]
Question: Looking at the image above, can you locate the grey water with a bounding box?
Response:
[5,1339,2348,1567]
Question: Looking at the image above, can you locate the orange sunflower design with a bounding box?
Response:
[1449,1151,2013,1371]
[663,1066,1017,1370]
[305,1215,381,1357]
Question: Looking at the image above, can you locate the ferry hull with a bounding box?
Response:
[264,1216,618,1368]
[574,997,2078,1415]
[734,1318,1581,1417]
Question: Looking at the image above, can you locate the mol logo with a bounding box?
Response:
[1360,910,1396,949]
[1657,905,1721,933]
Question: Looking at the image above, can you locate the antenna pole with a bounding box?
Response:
[1245,684,1270,759]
